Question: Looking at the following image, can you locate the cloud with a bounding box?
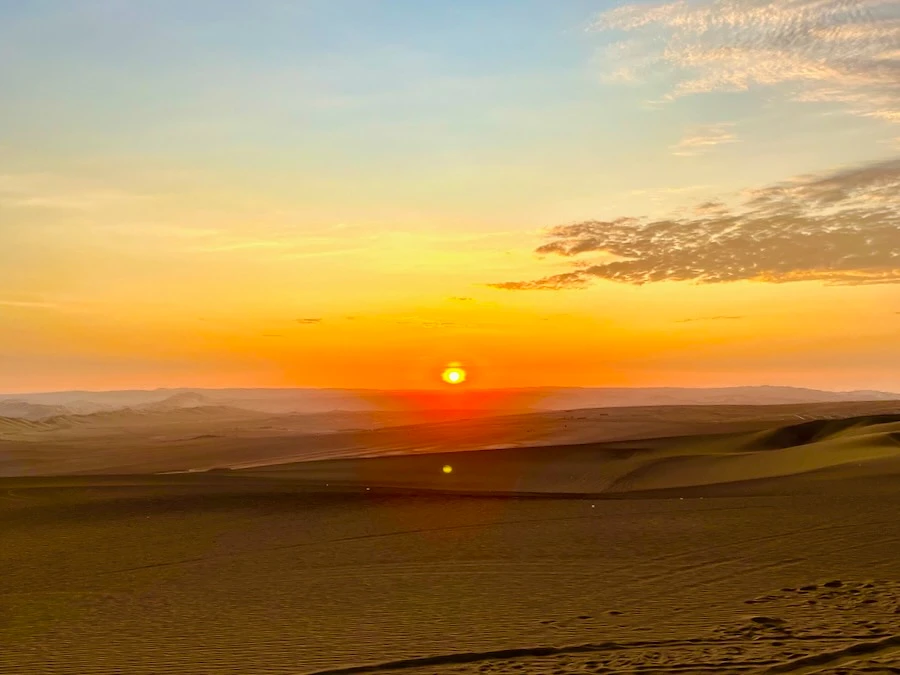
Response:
[0,174,149,211]
[203,240,289,252]
[592,0,900,124]
[631,185,713,196]
[490,273,590,291]
[675,315,745,322]
[296,318,322,325]
[448,296,475,302]
[671,123,740,156]
[488,158,900,289]
[0,299,59,310]
[394,319,455,329]
[0,297,96,313]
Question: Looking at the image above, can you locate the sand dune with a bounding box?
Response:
[237,415,900,496]
[2,400,899,478]
[0,400,74,421]
[3,409,900,673]
[4,403,900,674]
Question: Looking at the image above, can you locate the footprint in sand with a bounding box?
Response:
[305,580,900,674]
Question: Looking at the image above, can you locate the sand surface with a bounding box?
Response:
[3,475,900,674]
[3,411,900,674]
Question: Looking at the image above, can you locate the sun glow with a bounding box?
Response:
[441,363,467,385]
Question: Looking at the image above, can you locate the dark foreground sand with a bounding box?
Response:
[3,416,900,674]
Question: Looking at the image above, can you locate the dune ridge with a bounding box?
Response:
[238,415,900,497]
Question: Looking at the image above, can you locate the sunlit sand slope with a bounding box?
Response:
[241,415,900,495]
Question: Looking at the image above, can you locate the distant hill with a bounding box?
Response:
[0,399,115,421]
[43,405,265,426]
[133,392,214,412]
[533,386,900,410]
[0,392,239,420]
[0,400,70,420]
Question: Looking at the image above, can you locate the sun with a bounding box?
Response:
[441,363,467,385]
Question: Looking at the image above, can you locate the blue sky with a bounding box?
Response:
[4,0,891,198]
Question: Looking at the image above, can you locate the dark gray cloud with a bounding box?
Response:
[489,159,900,289]
[296,318,322,324]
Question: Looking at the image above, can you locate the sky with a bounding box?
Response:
[1,0,898,393]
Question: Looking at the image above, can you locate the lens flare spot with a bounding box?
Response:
[441,364,466,385]
[442,465,453,474]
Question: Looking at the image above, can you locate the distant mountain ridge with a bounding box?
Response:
[0,392,234,421]
[133,391,213,412]
[0,398,114,421]
[0,385,897,419]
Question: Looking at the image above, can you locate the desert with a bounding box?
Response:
[3,389,900,674]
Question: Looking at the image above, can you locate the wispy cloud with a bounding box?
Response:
[203,240,290,252]
[296,318,322,325]
[592,0,900,124]
[0,299,60,310]
[0,297,98,314]
[489,158,900,289]
[629,185,713,197]
[671,123,740,156]
[395,319,456,329]
[675,315,745,323]
[0,174,149,210]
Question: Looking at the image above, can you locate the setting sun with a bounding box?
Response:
[441,364,467,385]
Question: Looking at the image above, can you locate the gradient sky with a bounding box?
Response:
[1,0,898,392]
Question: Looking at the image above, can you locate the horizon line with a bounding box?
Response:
[2,384,899,397]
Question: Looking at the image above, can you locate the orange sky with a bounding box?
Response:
[3,276,899,392]
[1,1,898,393]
